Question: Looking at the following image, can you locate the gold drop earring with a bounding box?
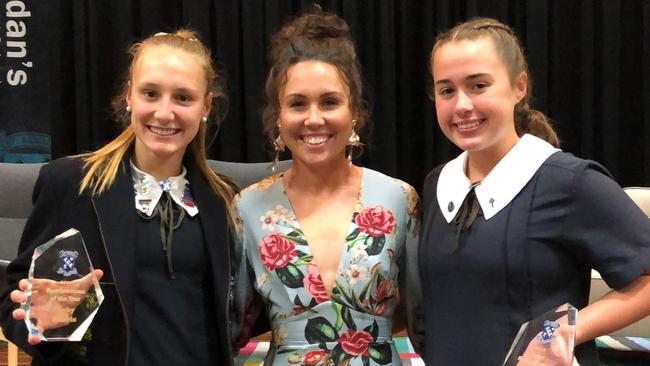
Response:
[272,122,285,172]
[347,119,361,165]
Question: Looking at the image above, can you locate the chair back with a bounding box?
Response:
[623,187,650,216]
[208,160,291,189]
[0,160,290,262]
[589,186,650,337]
[0,163,44,261]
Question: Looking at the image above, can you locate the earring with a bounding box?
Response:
[348,120,361,147]
[348,130,361,146]
[126,105,131,112]
[272,121,285,173]
[274,135,286,152]
[201,116,208,123]
[273,121,285,152]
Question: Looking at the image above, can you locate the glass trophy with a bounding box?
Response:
[25,228,104,341]
[503,303,577,366]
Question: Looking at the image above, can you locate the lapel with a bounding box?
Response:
[185,163,230,304]
[91,158,137,313]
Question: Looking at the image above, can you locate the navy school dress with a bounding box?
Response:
[419,134,650,366]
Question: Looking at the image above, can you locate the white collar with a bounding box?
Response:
[130,161,198,217]
[437,134,560,222]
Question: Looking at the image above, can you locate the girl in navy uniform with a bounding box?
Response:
[1,30,240,366]
[419,17,650,365]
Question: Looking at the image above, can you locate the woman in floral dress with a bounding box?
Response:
[232,9,423,366]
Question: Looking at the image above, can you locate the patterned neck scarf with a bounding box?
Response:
[130,161,199,277]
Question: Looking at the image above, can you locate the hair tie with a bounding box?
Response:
[473,23,515,35]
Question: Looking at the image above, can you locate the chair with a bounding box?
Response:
[589,186,650,337]
[0,160,290,261]
[0,163,43,262]
[0,163,44,366]
[208,160,290,189]
[0,260,18,366]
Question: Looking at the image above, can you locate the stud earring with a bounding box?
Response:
[201,116,208,123]
[126,105,131,112]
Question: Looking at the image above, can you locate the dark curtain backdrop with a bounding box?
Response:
[1,0,649,190]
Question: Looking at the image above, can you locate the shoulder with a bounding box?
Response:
[537,152,615,189]
[37,156,85,190]
[361,168,419,221]
[423,164,445,187]
[362,167,417,199]
[422,163,445,201]
[42,156,84,175]
[237,174,282,198]
[233,173,283,210]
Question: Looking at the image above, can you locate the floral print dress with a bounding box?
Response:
[233,168,423,366]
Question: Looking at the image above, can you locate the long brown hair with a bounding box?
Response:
[431,17,559,147]
[78,29,237,224]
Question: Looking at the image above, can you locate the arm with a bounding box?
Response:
[0,163,70,360]
[575,270,650,344]
[560,163,650,345]
[397,185,425,355]
[230,197,265,352]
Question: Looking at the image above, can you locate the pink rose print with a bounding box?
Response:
[354,206,395,236]
[337,329,374,356]
[259,233,296,271]
[303,350,327,365]
[303,263,329,303]
[374,280,395,303]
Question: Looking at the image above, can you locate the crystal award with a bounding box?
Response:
[503,303,577,366]
[25,228,104,341]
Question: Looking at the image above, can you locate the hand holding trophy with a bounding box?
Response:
[21,229,104,342]
[504,304,578,366]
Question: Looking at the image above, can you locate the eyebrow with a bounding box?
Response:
[284,91,345,99]
[434,73,491,86]
[137,82,199,94]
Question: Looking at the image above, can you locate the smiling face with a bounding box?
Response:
[432,37,526,159]
[278,60,355,169]
[126,44,212,171]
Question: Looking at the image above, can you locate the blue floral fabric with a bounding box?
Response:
[233,168,422,365]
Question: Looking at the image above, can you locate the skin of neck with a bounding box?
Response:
[285,154,357,194]
[465,130,519,183]
[133,142,186,181]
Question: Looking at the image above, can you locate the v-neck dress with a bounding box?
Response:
[233,168,422,365]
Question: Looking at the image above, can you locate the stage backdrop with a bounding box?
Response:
[1,0,649,190]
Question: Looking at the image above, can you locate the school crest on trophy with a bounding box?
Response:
[25,228,104,341]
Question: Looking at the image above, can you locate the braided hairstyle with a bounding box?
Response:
[430,17,559,147]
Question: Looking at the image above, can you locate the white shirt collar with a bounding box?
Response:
[130,161,199,217]
[437,134,560,222]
